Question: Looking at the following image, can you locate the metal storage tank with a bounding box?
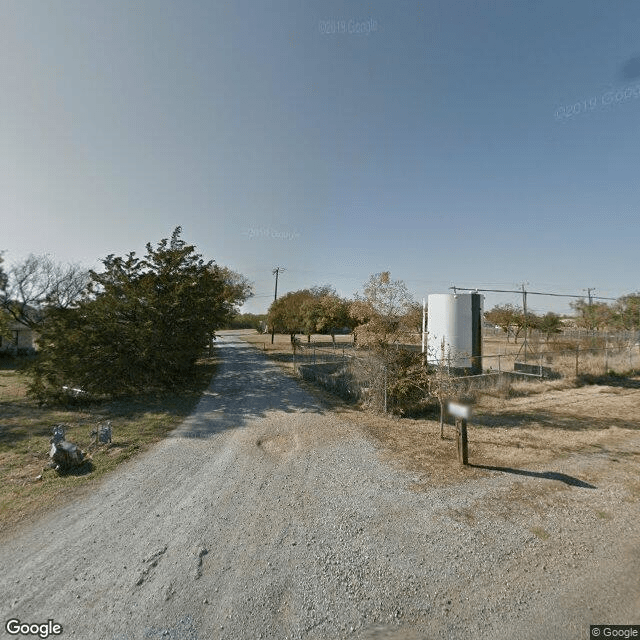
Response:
[427,293,483,373]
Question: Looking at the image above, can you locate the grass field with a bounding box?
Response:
[243,328,640,378]
[0,356,217,536]
[237,329,640,490]
[482,330,640,377]
[2,329,638,533]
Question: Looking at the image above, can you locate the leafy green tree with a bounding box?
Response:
[218,267,253,317]
[29,228,251,399]
[267,286,350,345]
[314,294,351,345]
[570,299,614,332]
[0,253,9,340]
[295,285,340,343]
[485,304,523,343]
[536,311,563,342]
[613,293,640,332]
[300,295,320,343]
[0,252,6,293]
[267,289,314,345]
[225,313,267,330]
[521,311,541,341]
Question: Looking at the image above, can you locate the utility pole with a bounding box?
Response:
[421,298,426,355]
[513,282,531,363]
[586,287,595,326]
[521,282,529,362]
[584,287,595,345]
[271,266,285,344]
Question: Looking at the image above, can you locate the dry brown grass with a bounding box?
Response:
[241,330,352,354]
[354,375,640,493]
[483,331,640,378]
[0,356,218,536]
[241,332,640,495]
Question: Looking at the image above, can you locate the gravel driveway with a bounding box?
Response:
[1,331,639,640]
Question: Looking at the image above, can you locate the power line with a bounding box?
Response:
[450,284,623,363]
[449,286,617,301]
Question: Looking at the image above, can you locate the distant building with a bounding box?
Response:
[560,317,578,329]
[0,308,39,354]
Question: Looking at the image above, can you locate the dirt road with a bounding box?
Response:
[1,331,639,639]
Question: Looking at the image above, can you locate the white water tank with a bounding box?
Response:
[427,293,483,373]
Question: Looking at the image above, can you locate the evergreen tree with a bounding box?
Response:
[29,228,251,399]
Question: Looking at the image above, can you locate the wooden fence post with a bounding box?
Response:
[456,418,468,465]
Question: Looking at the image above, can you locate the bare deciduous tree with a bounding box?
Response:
[0,252,9,338]
[0,254,89,329]
[350,272,415,349]
[427,339,459,438]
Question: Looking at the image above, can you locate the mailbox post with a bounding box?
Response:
[455,417,468,465]
[448,402,470,466]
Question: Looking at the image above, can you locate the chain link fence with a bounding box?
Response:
[293,341,362,402]
[482,343,640,378]
[287,333,640,414]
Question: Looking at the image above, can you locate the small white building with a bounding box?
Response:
[0,316,37,354]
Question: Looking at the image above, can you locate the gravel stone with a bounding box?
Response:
[0,331,638,640]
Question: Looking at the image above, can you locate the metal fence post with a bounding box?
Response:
[539,353,543,377]
[575,345,579,377]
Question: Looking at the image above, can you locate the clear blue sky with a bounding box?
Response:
[1,1,639,315]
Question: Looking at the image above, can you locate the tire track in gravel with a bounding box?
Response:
[1,330,638,640]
